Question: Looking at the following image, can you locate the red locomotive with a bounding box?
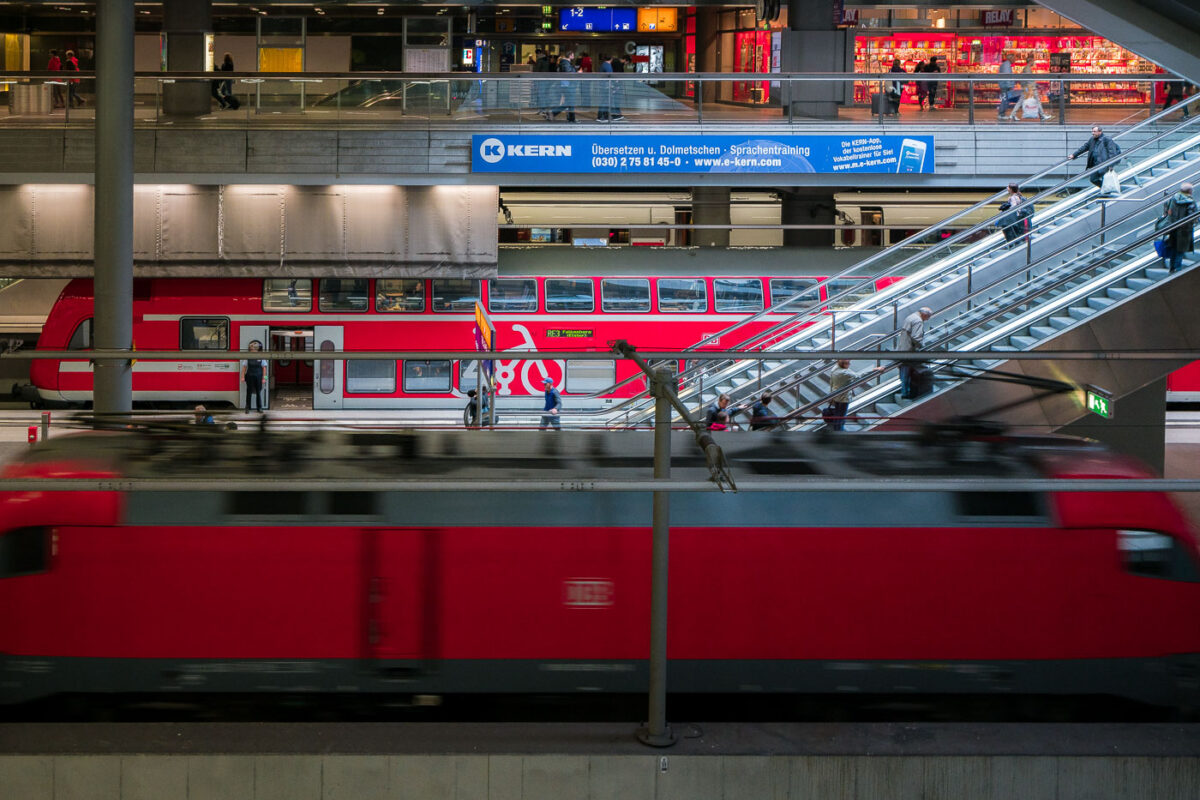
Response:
[29,273,898,411]
[1,428,1197,708]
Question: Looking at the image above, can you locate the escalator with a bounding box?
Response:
[602,95,1200,433]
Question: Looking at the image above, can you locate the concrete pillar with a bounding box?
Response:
[781,189,836,247]
[691,187,730,247]
[693,8,720,106]
[780,0,849,119]
[162,0,213,116]
[93,0,134,414]
[1060,377,1166,474]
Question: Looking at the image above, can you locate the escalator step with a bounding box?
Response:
[1086,296,1114,311]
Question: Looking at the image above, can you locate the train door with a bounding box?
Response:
[313,325,343,410]
[269,328,314,410]
[364,528,435,670]
[862,206,885,247]
[238,325,269,411]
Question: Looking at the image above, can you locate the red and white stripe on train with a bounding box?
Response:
[31,276,899,410]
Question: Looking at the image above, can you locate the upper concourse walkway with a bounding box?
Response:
[0,71,1178,187]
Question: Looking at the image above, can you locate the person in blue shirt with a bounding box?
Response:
[192,405,215,425]
[540,377,562,429]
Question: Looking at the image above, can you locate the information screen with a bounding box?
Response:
[559,7,636,32]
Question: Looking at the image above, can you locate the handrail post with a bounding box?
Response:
[1058,79,1065,125]
[830,310,837,352]
[636,368,676,748]
[1100,200,1106,246]
[967,79,974,125]
[966,263,973,310]
[697,78,702,124]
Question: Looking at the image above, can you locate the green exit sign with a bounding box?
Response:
[1085,387,1113,419]
[542,5,552,14]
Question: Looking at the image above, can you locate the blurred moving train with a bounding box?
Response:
[497,191,1000,247]
[1,429,1197,707]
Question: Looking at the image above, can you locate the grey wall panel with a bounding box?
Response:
[159,186,220,259]
[0,130,63,172]
[344,187,406,259]
[221,187,283,260]
[283,187,345,258]
[0,188,33,257]
[29,186,93,258]
[0,185,496,275]
[132,186,160,259]
[247,131,338,174]
[154,131,247,173]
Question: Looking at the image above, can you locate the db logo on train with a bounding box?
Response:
[493,323,566,396]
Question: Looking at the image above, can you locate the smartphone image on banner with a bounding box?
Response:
[896,138,928,173]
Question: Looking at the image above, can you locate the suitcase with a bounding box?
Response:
[910,366,934,399]
[871,93,888,116]
[226,94,240,111]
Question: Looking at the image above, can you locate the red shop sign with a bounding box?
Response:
[982,9,1015,27]
[842,8,859,25]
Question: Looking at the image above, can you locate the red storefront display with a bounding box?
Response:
[854,32,1156,107]
[733,29,771,103]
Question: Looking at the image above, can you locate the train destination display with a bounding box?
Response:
[473,135,935,174]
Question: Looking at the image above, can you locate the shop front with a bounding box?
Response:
[853,29,1159,109]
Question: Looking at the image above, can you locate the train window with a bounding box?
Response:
[404,360,451,393]
[826,279,874,310]
[546,278,595,312]
[488,279,538,313]
[227,492,306,516]
[319,339,335,394]
[68,318,93,350]
[329,492,379,516]
[432,279,480,312]
[263,279,312,312]
[955,492,1042,518]
[769,279,819,311]
[319,279,369,312]
[180,318,229,350]
[658,279,707,312]
[0,527,49,578]
[566,360,615,393]
[1118,530,1200,582]
[458,360,482,393]
[601,278,651,312]
[714,278,764,313]
[346,360,396,394]
[376,279,425,313]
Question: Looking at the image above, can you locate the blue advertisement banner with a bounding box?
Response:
[472,134,935,174]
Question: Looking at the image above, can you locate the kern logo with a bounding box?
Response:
[479,137,505,164]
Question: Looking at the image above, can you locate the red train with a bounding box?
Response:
[29,273,899,411]
[1,428,1198,707]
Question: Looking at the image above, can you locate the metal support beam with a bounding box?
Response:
[93,0,134,414]
[637,369,677,748]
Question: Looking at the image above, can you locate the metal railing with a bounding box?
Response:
[0,70,1188,128]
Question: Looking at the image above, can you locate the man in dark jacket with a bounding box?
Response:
[1162,183,1197,273]
[1069,126,1121,187]
[533,49,552,118]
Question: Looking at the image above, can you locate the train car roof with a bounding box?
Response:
[9,427,1119,486]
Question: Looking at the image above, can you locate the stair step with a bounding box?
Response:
[1048,315,1075,330]
[1126,277,1152,290]
[1086,296,1114,311]
[1009,335,1038,349]
[992,344,1018,352]
[1029,325,1057,339]
[1106,287,1134,300]
[1146,267,1170,280]
[1068,305,1098,320]
[876,402,902,416]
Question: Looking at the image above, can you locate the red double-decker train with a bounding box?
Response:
[29,273,897,411]
[0,428,1197,708]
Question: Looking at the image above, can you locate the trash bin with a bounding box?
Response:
[8,83,53,115]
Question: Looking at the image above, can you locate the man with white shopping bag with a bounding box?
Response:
[1068,126,1121,189]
